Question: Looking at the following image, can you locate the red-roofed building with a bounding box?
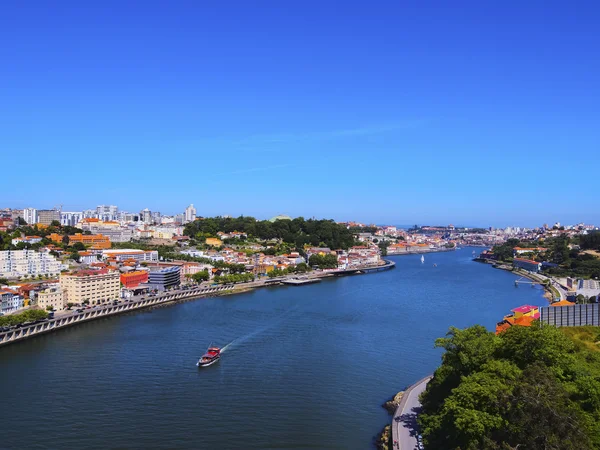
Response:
[513,258,542,273]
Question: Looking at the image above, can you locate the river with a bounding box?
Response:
[0,248,546,449]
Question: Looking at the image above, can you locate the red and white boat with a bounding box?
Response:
[197,346,221,367]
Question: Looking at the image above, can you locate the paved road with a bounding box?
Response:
[392,376,432,450]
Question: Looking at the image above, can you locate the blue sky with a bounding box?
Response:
[2,1,599,227]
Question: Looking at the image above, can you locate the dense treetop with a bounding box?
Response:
[183,216,356,250]
[419,325,600,450]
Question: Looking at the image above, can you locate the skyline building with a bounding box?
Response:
[184,204,196,223]
[23,208,38,225]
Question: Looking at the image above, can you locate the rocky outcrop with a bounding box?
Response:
[375,424,391,450]
[382,391,404,414]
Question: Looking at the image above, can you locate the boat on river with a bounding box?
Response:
[421,255,425,263]
[197,346,221,367]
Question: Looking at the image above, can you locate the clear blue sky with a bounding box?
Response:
[2,1,599,227]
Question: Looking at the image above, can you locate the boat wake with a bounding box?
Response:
[221,306,298,353]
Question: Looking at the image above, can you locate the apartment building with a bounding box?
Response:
[60,269,120,305]
[1,290,24,314]
[120,270,149,289]
[0,250,67,279]
[37,209,60,225]
[23,208,38,225]
[36,286,67,311]
[102,249,158,263]
[148,266,180,290]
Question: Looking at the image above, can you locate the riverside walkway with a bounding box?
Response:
[392,375,432,450]
[0,284,234,347]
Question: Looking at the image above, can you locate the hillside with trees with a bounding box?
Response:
[418,325,600,450]
[183,216,356,250]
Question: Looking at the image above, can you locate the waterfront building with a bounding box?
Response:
[0,290,24,314]
[36,286,66,311]
[60,269,120,305]
[49,233,111,249]
[496,305,540,334]
[512,258,542,273]
[148,266,181,291]
[120,270,149,289]
[102,249,158,263]
[37,209,60,225]
[0,250,67,279]
[23,208,38,225]
[184,204,197,223]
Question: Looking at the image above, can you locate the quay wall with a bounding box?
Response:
[0,285,234,347]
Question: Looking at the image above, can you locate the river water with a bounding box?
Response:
[0,248,546,449]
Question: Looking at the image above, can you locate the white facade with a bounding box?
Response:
[96,205,118,221]
[23,208,38,225]
[36,286,66,311]
[0,250,68,279]
[184,204,197,223]
[1,291,24,314]
[60,211,84,226]
[140,208,152,223]
[11,236,43,246]
[102,249,159,262]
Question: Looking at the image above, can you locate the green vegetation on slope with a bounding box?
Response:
[184,216,357,250]
[418,325,600,450]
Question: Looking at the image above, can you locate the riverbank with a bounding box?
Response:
[0,247,550,450]
[387,247,455,256]
[0,260,395,348]
[473,257,558,303]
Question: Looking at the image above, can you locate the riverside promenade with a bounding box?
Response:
[392,375,432,450]
[0,284,234,347]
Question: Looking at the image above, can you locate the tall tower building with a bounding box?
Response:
[184,204,197,224]
[140,208,152,223]
[96,205,118,221]
[23,208,38,225]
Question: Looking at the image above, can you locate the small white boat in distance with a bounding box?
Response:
[421,255,425,263]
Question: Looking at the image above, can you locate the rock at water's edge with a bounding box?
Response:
[376,424,391,450]
[382,391,404,414]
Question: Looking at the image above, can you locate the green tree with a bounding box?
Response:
[62,235,70,246]
[72,242,85,251]
[191,270,210,283]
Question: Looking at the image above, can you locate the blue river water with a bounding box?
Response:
[0,248,546,449]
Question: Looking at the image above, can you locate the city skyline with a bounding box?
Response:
[2,2,599,226]
[3,203,596,230]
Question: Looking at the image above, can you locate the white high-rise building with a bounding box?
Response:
[96,205,118,221]
[0,250,68,278]
[140,208,152,223]
[184,204,196,223]
[60,211,83,226]
[23,208,38,225]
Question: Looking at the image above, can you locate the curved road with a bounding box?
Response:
[392,375,432,450]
